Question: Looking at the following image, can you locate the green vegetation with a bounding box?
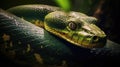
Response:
[54,0,71,12]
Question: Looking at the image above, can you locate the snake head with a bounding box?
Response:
[44,11,106,48]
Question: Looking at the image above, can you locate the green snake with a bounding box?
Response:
[5,4,106,48]
[0,4,109,66]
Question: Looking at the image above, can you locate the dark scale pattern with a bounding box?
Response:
[0,9,72,65]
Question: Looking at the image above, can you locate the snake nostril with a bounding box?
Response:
[93,36,98,41]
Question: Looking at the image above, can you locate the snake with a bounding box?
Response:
[0,4,115,66]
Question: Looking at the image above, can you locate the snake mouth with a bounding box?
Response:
[45,23,106,48]
[75,36,106,48]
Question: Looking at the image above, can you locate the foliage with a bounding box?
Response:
[54,0,71,12]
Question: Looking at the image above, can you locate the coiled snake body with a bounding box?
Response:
[0,4,119,66]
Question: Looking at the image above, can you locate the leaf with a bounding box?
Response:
[54,0,71,12]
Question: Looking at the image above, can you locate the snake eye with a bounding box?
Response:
[68,21,77,30]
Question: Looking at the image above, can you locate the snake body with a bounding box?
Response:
[0,5,117,66]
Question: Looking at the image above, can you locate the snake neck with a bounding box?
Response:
[32,20,45,28]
